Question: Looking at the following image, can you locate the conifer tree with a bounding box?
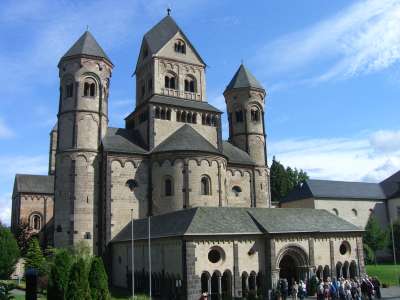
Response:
[88,257,110,300]
[47,249,73,300]
[24,237,46,275]
[66,258,91,300]
[363,216,388,264]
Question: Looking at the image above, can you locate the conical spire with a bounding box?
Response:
[225,64,264,91]
[61,31,112,64]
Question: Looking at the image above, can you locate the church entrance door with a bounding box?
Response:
[279,254,298,288]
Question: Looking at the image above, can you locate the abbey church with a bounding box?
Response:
[11,15,365,299]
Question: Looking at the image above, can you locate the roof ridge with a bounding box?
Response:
[225,64,264,91]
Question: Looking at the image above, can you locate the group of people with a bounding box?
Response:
[316,276,381,300]
[278,278,307,300]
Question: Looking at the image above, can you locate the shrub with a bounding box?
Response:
[24,238,46,276]
[47,249,73,300]
[88,257,110,300]
[0,223,20,279]
[66,258,91,300]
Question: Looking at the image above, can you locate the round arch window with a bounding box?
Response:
[208,246,225,264]
[339,241,351,256]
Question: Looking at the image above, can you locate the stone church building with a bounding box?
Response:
[11,15,364,299]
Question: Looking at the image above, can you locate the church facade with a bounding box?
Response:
[11,15,364,299]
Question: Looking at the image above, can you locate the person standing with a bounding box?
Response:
[372,276,381,299]
[291,281,299,300]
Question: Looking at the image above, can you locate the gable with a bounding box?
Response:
[157,31,204,66]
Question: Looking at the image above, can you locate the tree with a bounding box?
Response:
[24,238,46,275]
[88,257,110,300]
[0,223,20,279]
[66,258,91,300]
[47,249,73,300]
[14,221,35,255]
[363,216,388,264]
[389,219,400,263]
[270,157,309,202]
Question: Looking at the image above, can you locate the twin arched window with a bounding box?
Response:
[201,176,211,195]
[184,78,196,93]
[164,75,176,89]
[83,81,96,97]
[177,111,197,123]
[155,107,171,120]
[174,40,186,54]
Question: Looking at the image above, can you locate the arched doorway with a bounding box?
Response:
[211,271,220,300]
[277,245,309,291]
[323,265,330,281]
[241,272,249,297]
[349,261,357,279]
[201,272,210,294]
[221,270,232,298]
[342,261,349,279]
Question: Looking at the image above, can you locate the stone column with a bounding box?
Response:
[233,243,242,299]
[218,274,222,299]
[356,237,366,276]
[329,240,335,278]
[184,241,201,300]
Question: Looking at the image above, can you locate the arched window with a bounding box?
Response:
[352,208,358,216]
[232,186,242,197]
[211,115,217,127]
[166,109,171,120]
[125,179,138,192]
[30,214,42,231]
[184,77,196,93]
[155,107,160,119]
[332,208,339,216]
[84,82,90,97]
[164,74,176,89]
[187,112,192,123]
[181,111,187,123]
[164,177,173,196]
[83,80,96,97]
[174,40,186,54]
[201,176,211,195]
[66,83,73,98]
[176,111,181,122]
[90,83,95,97]
[251,108,260,122]
[206,115,211,126]
[160,109,166,120]
[202,114,206,125]
[192,113,197,124]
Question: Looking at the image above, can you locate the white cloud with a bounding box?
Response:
[0,118,14,138]
[256,0,400,82]
[269,129,400,182]
[0,193,12,226]
[370,130,400,153]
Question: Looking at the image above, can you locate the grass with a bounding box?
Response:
[110,286,150,300]
[366,264,400,286]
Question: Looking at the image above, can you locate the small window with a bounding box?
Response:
[90,83,95,97]
[251,109,260,122]
[332,208,339,216]
[208,249,221,263]
[232,186,242,197]
[192,113,197,124]
[66,83,73,98]
[176,111,181,122]
[56,225,62,232]
[160,109,166,120]
[202,114,206,125]
[201,176,211,195]
[84,232,92,240]
[339,241,351,256]
[235,111,244,122]
[174,40,186,54]
[126,179,138,191]
[164,177,173,196]
[31,214,41,230]
[184,78,196,93]
[352,208,358,217]
[166,109,171,120]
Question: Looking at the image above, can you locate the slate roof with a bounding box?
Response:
[143,16,205,64]
[61,31,112,64]
[380,171,400,198]
[15,174,54,194]
[152,125,220,155]
[281,179,387,203]
[225,64,264,91]
[102,127,147,154]
[112,207,361,242]
[148,95,221,113]
[222,141,255,165]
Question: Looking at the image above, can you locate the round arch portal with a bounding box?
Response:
[276,245,309,289]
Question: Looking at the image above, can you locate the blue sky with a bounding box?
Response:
[1,0,400,224]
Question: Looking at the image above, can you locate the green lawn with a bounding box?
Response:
[110,286,150,300]
[366,264,400,286]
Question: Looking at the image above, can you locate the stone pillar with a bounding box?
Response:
[356,237,366,276]
[233,243,242,299]
[218,274,222,299]
[329,240,335,279]
[184,241,201,300]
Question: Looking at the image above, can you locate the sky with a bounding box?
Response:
[1,0,400,225]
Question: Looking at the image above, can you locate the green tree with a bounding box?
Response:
[47,249,73,300]
[389,219,400,262]
[270,157,309,202]
[0,223,20,279]
[363,216,388,264]
[66,258,91,300]
[14,221,34,255]
[88,257,110,300]
[24,238,46,275]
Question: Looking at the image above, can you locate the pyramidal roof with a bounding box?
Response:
[152,124,220,154]
[225,64,264,91]
[142,15,205,64]
[61,31,112,64]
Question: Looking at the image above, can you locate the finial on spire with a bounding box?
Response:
[86,25,89,31]
[241,58,244,65]
[167,7,171,16]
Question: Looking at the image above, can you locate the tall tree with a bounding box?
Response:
[14,221,35,255]
[66,258,92,300]
[47,249,73,300]
[0,222,20,279]
[24,238,46,275]
[270,157,309,202]
[88,257,110,300]
[363,216,388,264]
